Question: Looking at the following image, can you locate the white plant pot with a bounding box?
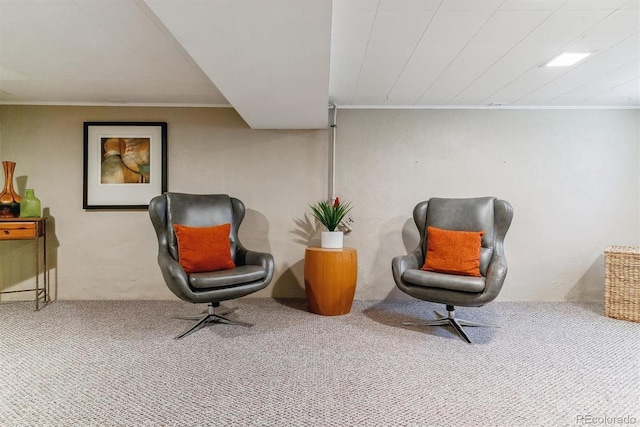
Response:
[321,231,344,249]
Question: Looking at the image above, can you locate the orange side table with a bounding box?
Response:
[304,247,357,316]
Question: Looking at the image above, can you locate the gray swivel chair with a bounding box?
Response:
[149,193,274,339]
[392,197,513,343]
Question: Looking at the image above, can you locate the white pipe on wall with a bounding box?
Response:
[329,103,337,200]
[328,104,353,234]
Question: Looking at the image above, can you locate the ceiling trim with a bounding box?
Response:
[1,102,636,111]
[0,102,232,108]
[335,105,640,110]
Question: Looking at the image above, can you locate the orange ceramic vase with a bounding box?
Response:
[0,161,22,218]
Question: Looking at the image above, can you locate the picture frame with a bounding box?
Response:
[83,122,167,210]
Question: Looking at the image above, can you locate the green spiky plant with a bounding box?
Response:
[309,197,353,232]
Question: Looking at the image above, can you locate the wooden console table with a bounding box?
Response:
[0,218,48,310]
[304,247,357,316]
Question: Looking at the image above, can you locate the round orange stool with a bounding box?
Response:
[304,247,357,316]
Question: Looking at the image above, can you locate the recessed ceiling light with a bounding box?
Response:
[545,52,591,67]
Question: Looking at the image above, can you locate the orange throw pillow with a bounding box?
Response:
[421,226,485,277]
[173,223,236,273]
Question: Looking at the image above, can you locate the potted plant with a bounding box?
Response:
[309,197,353,248]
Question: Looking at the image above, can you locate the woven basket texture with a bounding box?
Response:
[604,245,640,322]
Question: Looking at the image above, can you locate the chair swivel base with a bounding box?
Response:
[403,305,497,344]
[175,302,252,339]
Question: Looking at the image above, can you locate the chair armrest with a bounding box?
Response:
[156,251,194,302]
[392,249,423,284]
[482,255,508,301]
[236,246,275,282]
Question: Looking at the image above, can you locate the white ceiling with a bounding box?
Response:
[0,0,638,129]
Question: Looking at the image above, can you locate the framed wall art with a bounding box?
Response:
[83,122,167,210]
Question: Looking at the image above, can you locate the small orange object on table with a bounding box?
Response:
[304,247,357,316]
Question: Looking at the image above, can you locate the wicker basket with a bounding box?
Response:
[604,246,640,322]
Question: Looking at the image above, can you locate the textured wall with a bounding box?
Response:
[0,106,328,300]
[335,109,639,302]
[0,106,638,302]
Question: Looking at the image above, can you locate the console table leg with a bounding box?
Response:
[34,237,40,311]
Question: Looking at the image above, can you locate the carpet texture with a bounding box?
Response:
[0,299,638,427]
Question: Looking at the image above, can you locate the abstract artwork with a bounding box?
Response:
[83,122,167,209]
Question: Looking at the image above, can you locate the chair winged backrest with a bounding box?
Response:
[392,196,513,343]
[163,193,242,268]
[149,192,274,338]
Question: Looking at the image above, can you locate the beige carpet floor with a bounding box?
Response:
[1,298,638,427]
